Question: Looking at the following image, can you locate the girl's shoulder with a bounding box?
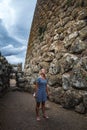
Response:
[37,76,41,80]
[36,76,41,82]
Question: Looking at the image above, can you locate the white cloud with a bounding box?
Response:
[0,0,37,67]
[10,0,37,41]
[2,44,26,51]
[0,0,15,30]
[0,0,36,39]
[6,55,23,64]
[0,0,37,41]
[1,44,27,56]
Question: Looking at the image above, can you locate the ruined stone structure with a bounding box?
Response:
[11,63,22,72]
[24,0,87,113]
[0,53,12,96]
[10,63,27,90]
[0,52,26,94]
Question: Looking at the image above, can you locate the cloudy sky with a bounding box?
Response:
[0,0,37,67]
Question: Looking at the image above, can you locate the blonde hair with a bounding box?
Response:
[39,68,45,74]
[39,69,46,78]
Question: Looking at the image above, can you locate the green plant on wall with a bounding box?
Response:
[67,0,72,6]
[38,26,46,36]
[38,25,47,42]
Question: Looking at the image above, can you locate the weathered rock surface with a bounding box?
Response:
[0,53,12,95]
[24,0,87,114]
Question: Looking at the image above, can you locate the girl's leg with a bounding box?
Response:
[42,101,46,116]
[42,101,49,118]
[36,102,40,119]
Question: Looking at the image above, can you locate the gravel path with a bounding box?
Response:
[0,91,87,130]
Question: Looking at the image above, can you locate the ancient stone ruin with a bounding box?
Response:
[0,52,12,96]
[0,52,27,95]
[10,63,28,91]
[24,0,87,114]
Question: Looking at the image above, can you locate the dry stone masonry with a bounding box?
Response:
[0,53,26,95]
[24,0,87,114]
[0,52,12,96]
[16,71,28,90]
[10,63,28,91]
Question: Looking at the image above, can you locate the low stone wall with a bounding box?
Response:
[16,71,29,91]
[0,53,12,95]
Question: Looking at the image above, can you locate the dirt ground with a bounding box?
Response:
[0,90,87,130]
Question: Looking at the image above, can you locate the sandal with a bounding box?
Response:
[36,117,40,121]
[43,115,49,119]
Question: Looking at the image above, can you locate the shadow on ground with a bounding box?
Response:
[0,91,87,130]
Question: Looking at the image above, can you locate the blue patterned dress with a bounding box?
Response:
[36,77,47,102]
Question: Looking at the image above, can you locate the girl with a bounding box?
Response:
[35,69,49,121]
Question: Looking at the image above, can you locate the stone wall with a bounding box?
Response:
[24,0,87,113]
[0,53,12,95]
[10,63,28,91]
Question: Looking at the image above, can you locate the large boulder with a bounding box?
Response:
[75,103,86,114]
[71,66,87,89]
[61,90,82,109]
